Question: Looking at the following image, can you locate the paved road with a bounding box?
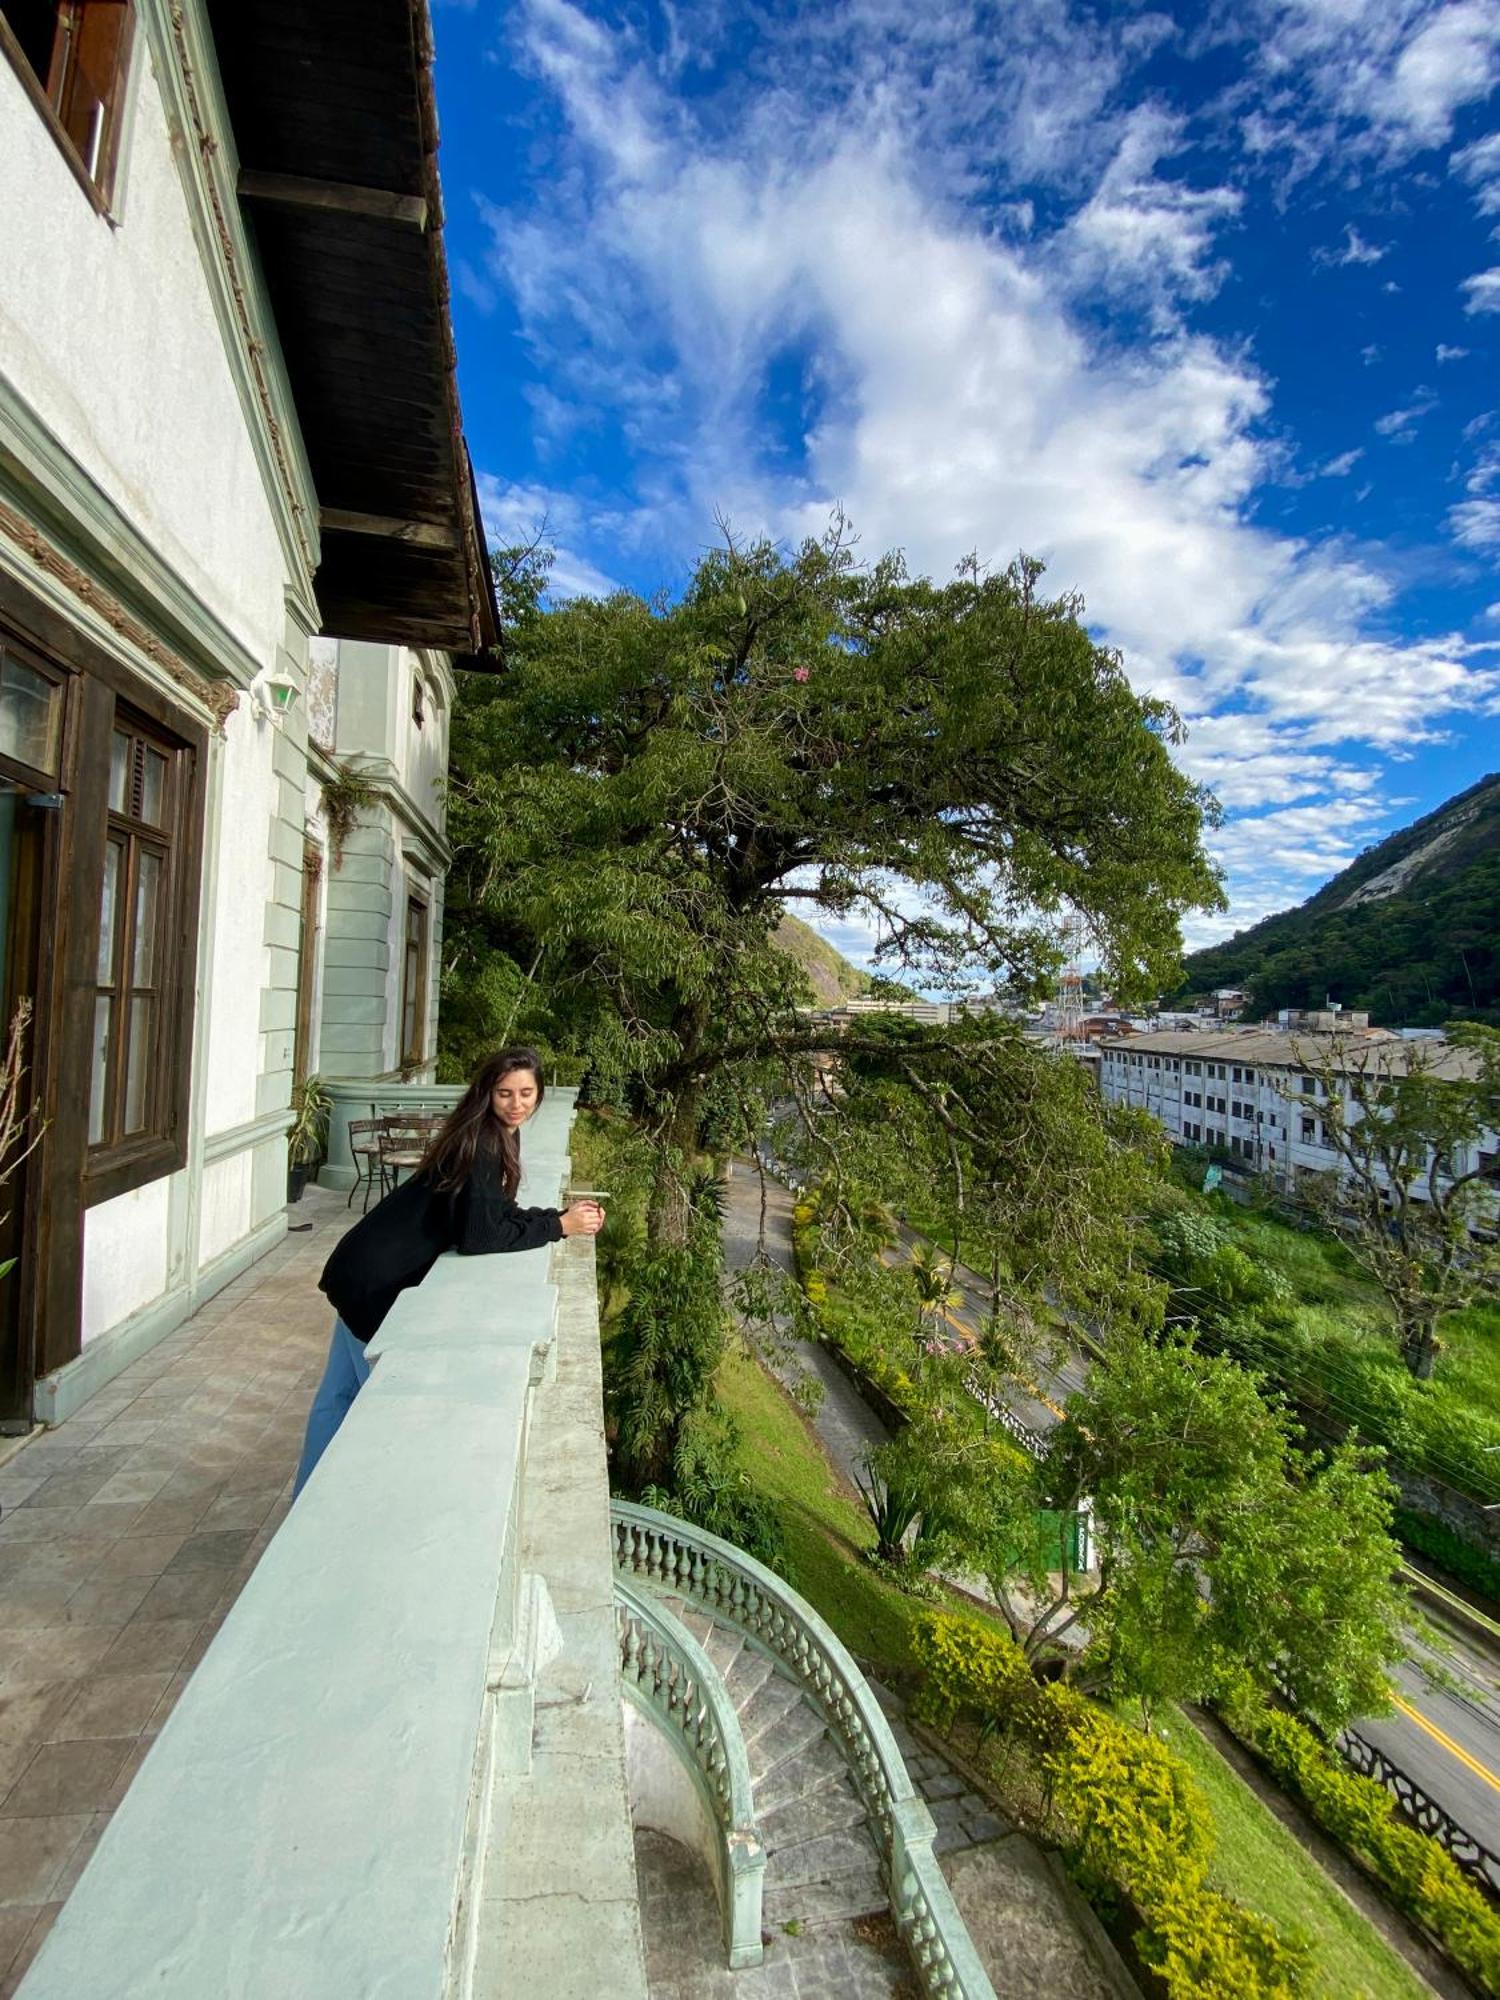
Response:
[722,1162,890,1487]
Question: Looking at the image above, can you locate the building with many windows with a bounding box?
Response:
[1097,1027,1494,1194]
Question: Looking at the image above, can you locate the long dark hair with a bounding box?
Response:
[422,1048,546,1198]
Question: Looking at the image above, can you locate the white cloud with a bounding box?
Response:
[1448,441,1500,547]
[475,472,621,597]
[1058,107,1242,324]
[1361,342,1382,363]
[1374,393,1437,439]
[487,0,1500,936]
[1237,0,1500,166]
[1320,447,1364,475]
[1436,341,1471,360]
[1453,129,1500,213]
[1314,222,1389,265]
[1462,265,1500,311]
[1452,499,1500,547]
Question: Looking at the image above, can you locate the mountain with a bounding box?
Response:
[773,913,871,1006]
[1176,774,1500,1027]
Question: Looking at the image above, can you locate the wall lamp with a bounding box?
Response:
[253,676,300,721]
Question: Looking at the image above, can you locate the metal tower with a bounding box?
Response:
[1051,912,1088,1043]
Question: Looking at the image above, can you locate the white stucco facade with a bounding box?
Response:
[0,2,465,1422]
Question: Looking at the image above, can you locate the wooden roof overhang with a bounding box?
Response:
[206,0,501,668]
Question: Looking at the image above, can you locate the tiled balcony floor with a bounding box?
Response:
[0,1189,353,1997]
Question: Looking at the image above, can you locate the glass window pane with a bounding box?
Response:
[139,749,167,827]
[97,840,122,983]
[123,997,152,1134]
[0,654,62,775]
[108,730,131,812]
[132,849,162,984]
[89,994,113,1145]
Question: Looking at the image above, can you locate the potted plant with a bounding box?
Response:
[287,1073,333,1203]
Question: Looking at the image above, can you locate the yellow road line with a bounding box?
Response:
[1391,1695,1500,1796]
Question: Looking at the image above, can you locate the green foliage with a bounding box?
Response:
[1221,1687,1500,1996]
[1292,1028,1500,1379]
[1392,1509,1500,1602]
[286,1074,332,1167]
[1056,1339,1406,1732]
[1153,1177,1500,1503]
[320,760,380,871]
[854,1411,1030,1571]
[610,1194,729,1493]
[1176,771,1500,1028]
[800,1202,1405,1727]
[913,1614,1317,1999]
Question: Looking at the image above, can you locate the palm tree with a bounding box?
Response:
[908,1243,963,1370]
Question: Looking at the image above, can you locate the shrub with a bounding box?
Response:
[1221,1687,1500,1997]
[914,1613,1317,1998]
[1393,1508,1500,1603]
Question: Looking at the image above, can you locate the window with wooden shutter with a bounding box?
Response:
[400,893,428,1069]
[0,1,135,209]
[87,713,182,1158]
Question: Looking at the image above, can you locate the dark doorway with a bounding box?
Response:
[0,637,68,1428]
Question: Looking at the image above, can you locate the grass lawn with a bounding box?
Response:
[1170,1183,1500,1506]
[716,1342,935,1673]
[1151,1708,1430,2000]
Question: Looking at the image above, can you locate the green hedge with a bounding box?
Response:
[1220,1687,1500,1997]
[914,1612,1317,1999]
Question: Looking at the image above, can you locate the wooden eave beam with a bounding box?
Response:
[320,508,458,550]
[238,169,428,230]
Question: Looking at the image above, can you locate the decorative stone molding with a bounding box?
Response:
[0,499,240,732]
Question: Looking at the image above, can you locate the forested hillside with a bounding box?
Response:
[773,913,871,1005]
[1176,773,1500,1026]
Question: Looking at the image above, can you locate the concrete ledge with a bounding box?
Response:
[18,1092,631,2000]
[34,1210,287,1426]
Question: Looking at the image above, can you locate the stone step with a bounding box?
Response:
[748,1700,828,1785]
[763,1865,888,1929]
[752,1731,847,1817]
[726,1645,778,1711]
[765,1823,883,1892]
[758,1772,868,1851]
[701,1621,745,1679]
[736,1671,804,1748]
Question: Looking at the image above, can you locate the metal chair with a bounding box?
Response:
[346,1118,385,1213]
[377,1115,444,1196]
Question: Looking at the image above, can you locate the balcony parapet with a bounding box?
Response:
[20,1091,646,2000]
[611,1499,998,1999]
[615,1574,766,1968]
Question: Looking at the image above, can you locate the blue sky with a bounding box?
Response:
[430,0,1500,968]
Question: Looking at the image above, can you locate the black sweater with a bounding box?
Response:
[319,1157,563,1342]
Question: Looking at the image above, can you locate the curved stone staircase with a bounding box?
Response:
[658,1590,889,1934]
[613,1501,997,1999]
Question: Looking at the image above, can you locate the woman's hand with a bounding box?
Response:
[560,1201,606,1238]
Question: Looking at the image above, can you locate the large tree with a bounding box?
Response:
[874,1338,1406,1733]
[445,524,1223,1244]
[1293,1026,1500,1378]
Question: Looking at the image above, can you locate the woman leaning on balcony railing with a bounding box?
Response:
[292,1048,605,1495]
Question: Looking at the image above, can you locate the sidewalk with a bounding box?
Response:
[0,1189,352,1997]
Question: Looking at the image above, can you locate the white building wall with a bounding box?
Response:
[81,1180,172,1343]
[0,42,287,672]
[4,12,324,1413]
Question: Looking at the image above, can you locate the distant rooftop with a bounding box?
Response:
[1098,1027,1481,1080]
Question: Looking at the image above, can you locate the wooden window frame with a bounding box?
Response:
[400,890,428,1070]
[0,2,136,216]
[87,713,179,1164]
